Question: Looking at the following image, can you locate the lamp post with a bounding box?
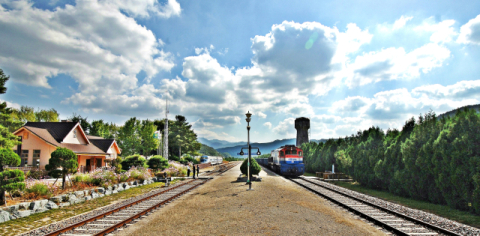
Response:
[245,111,253,190]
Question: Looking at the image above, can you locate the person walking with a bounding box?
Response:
[196,165,200,177]
[192,165,196,179]
[187,165,191,178]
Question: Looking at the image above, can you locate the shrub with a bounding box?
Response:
[240,158,261,176]
[72,173,92,184]
[121,154,146,171]
[26,169,48,179]
[26,182,51,198]
[147,155,169,172]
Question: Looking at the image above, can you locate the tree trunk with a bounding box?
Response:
[62,174,66,190]
[179,146,181,159]
[0,191,5,206]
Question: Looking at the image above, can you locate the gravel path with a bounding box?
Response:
[115,164,385,236]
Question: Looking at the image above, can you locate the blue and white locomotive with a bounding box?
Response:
[257,145,304,177]
[199,155,223,165]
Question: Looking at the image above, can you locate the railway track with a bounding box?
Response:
[201,162,239,176]
[290,177,461,236]
[22,162,240,236]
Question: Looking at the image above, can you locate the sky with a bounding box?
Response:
[1,0,480,143]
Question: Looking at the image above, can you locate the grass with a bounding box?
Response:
[303,172,317,177]
[0,180,185,236]
[332,181,480,229]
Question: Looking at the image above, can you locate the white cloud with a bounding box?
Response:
[412,80,480,100]
[415,18,457,43]
[104,0,181,18]
[347,43,450,87]
[0,0,175,115]
[257,111,267,118]
[330,96,371,115]
[458,14,480,45]
[0,99,21,109]
[393,15,413,30]
[272,118,295,137]
[263,122,272,129]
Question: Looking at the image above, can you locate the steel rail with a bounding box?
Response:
[93,180,206,236]
[44,179,196,236]
[299,177,461,236]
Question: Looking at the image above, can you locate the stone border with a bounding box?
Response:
[0,178,159,223]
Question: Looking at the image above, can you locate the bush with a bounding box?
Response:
[147,155,169,172]
[121,154,147,171]
[26,182,51,198]
[240,158,261,176]
[26,169,48,179]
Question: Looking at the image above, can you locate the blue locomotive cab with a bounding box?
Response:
[200,155,209,164]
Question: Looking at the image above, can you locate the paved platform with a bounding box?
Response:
[116,163,385,236]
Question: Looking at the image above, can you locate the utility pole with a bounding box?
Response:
[163,93,169,160]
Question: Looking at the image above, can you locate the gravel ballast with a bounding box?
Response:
[116,164,385,236]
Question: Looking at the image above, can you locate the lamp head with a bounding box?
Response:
[257,150,261,155]
[239,150,244,156]
[246,111,252,122]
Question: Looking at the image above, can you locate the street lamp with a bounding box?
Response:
[245,111,252,190]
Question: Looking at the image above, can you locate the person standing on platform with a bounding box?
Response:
[187,165,191,178]
[196,165,200,177]
[192,165,196,179]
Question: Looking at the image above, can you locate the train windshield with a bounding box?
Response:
[285,150,297,155]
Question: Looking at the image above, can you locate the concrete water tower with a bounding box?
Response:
[295,117,310,147]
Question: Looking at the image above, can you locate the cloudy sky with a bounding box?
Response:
[1,0,480,143]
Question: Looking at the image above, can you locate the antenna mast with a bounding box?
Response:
[163,91,169,160]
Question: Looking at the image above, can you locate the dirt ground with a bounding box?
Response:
[116,164,385,236]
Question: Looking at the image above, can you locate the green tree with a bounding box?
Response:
[69,113,91,134]
[0,169,25,201]
[0,148,23,205]
[45,147,78,189]
[147,155,168,172]
[121,154,146,171]
[35,108,59,122]
[118,118,141,156]
[139,119,159,156]
[240,158,261,176]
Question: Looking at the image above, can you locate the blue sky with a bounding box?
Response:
[1,0,480,143]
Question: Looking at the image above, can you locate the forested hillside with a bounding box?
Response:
[302,108,480,214]
[199,144,225,157]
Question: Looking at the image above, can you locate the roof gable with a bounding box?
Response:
[23,122,77,143]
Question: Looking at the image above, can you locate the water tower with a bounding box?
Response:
[295,117,310,147]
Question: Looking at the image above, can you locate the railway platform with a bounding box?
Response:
[115,163,384,236]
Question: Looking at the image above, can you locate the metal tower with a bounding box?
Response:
[163,95,169,160]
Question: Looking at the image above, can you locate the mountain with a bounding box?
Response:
[216,138,328,157]
[437,104,480,120]
[197,137,245,149]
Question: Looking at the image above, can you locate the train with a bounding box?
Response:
[256,145,304,177]
[199,155,223,165]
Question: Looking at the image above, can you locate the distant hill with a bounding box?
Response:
[437,104,480,119]
[216,138,328,158]
[197,137,245,149]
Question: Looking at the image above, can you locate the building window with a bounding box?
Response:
[73,130,77,138]
[33,150,40,167]
[23,132,29,139]
[21,150,29,166]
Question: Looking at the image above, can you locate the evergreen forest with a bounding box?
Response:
[301,108,480,214]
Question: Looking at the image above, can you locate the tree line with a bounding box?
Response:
[301,108,480,214]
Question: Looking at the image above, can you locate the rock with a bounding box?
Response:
[105,190,112,196]
[107,186,113,191]
[152,177,157,182]
[96,187,105,194]
[99,193,105,198]
[59,202,70,208]
[61,194,70,202]
[68,194,78,204]
[91,192,100,199]
[14,210,31,218]
[34,208,48,213]
[30,201,43,211]
[74,191,85,198]
[0,210,10,223]
[131,181,137,186]
[112,190,118,194]
[124,185,130,190]
[5,205,19,214]
[45,201,58,209]
[84,190,89,196]
[142,180,148,185]
[117,186,124,192]
[84,196,92,201]
[18,202,30,210]
[49,196,62,204]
